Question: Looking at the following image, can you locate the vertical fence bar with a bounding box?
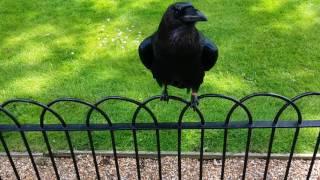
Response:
[110,130,121,180]
[42,131,60,180]
[87,131,101,180]
[209,94,253,180]
[284,126,301,179]
[20,132,41,180]
[221,128,228,180]
[39,98,120,180]
[242,125,252,180]
[199,128,205,180]
[0,101,41,180]
[176,102,204,180]
[263,124,277,180]
[132,128,141,180]
[307,131,320,179]
[155,128,162,180]
[178,124,182,180]
[0,132,20,180]
[128,96,164,180]
[64,131,80,180]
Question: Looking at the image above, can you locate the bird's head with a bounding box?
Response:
[161,2,207,28]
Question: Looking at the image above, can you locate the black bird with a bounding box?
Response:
[139,2,218,108]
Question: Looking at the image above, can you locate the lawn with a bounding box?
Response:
[0,0,319,153]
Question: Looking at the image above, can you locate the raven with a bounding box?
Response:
[139,2,218,108]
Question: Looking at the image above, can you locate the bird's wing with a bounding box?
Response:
[201,38,218,71]
[138,36,154,70]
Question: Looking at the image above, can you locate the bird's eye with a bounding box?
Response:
[175,10,179,16]
[173,8,181,17]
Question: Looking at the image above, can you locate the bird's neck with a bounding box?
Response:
[158,23,198,45]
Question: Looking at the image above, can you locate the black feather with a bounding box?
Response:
[138,36,154,70]
[201,37,218,71]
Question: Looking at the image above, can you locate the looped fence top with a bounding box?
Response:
[0,92,319,126]
[86,96,158,126]
[1,99,65,127]
[226,93,302,125]
[39,98,112,126]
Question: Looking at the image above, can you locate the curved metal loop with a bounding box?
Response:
[141,95,203,125]
[39,98,112,127]
[291,92,320,101]
[227,93,302,124]
[198,94,252,125]
[86,96,158,126]
[1,99,66,127]
[277,92,320,122]
[0,106,21,127]
[178,104,205,125]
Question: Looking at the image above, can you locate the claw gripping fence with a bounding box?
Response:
[0,92,319,180]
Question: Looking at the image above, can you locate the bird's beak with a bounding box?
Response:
[182,10,207,23]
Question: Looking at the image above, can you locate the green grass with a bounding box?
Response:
[0,0,319,153]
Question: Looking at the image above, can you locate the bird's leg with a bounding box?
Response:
[160,84,169,102]
[190,90,199,110]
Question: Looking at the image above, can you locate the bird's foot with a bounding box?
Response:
[190,93,199,111]
[160,90,169,102]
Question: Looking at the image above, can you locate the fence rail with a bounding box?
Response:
[0,92,319,180]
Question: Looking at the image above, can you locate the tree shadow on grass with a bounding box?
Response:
[1,0,319,99]
[0,0,168,99]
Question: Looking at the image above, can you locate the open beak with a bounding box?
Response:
[182,10,207,22]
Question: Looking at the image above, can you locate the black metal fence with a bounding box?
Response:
[0,92,319,180]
